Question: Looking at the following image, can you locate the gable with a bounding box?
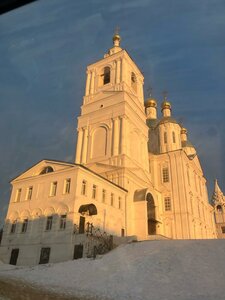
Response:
[11,159,75,182]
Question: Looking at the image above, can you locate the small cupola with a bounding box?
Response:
[113,33,121,47]
[181,127,188,142]
[145,96,157,120]
[161,92,171,117]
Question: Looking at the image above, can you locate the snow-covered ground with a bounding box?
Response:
[0,240,225,300]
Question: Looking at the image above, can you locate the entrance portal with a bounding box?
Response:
[147,193,157,235]
[9,248,19,265]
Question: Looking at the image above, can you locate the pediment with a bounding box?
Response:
[11,159,75,182]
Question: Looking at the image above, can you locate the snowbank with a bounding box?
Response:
[0,240,225,300]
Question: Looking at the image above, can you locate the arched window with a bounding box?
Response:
[40,166,53,175]
[172,131,176,143]
[103,66,110,85]
[131,72,137,92]
[217,205,223,213]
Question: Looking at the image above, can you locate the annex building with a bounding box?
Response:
[0,33,219,266]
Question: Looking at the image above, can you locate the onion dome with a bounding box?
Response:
[144,98,157,108]
[161,101,171,111]
[181,127,188,134]
[113,33,121,46]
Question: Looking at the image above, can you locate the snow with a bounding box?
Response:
[1,240,225,300]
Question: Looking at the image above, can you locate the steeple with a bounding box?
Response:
[212,179,224,204]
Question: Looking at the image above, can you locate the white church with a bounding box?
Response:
[0,33,220,266]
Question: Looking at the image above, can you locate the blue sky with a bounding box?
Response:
[0,0,225,225]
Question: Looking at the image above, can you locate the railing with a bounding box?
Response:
[73,222,113,258]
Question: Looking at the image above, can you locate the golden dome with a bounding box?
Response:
[145,98,157,108]
[161,101,171,110]
[181,127,188,134]
[113,34,121,42]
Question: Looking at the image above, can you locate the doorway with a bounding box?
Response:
[79,216,85,234]
[9,248,19,265]
[74,244,83,259]
[39,247,51,264]
[147,193,157,235]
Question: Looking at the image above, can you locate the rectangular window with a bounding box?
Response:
[164,132,167,144]
[46,216,53,231]
[81,180,87,195]
[172,132,176,143]
[59,215,66,230]
[102,189,106,203]
[111,193,114,206]
[10,221,17,234]
[21,219,28,233]
[50,182,57,196]
[221,227,225,234]
[92,184,97,199]
[162,168,169,183]
[164,197,171,211]
[26,187,33,200]
[64,178,71,194]
[15,188,22,203]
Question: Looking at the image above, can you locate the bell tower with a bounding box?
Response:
[75,32,149,175]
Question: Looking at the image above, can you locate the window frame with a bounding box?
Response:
[81,180,87,196]
[59,214,67,230]
[92,184,97,199]
[46,216,53,231]
[63,178,71,194]
[164,197,172,211]
[21,219,28,233]
[15,188,22,203]
[162,167,169,183]
[26,186,33,201]
[50,181,57,197]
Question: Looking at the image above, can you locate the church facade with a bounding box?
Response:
[0,33,218,265]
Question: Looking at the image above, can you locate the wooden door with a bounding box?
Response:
[9,248,19,265]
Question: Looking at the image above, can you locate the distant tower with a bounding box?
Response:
[212,179,225,238]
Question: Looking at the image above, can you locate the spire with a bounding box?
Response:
[212,179,224,204]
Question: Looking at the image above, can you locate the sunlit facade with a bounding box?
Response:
[0,33,218,265]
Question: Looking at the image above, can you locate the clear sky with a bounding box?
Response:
[0,0,225,225]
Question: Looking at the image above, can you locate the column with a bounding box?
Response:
[113,117,119,156]
[81,127,88,164]
[85,72,91,96]
[116,59,121,84]
[120,116,127,154]
[90,71,95,94]
[121,58,126,83]
[75,129,83,164]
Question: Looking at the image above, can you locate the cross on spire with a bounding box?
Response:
[162,90,168,100]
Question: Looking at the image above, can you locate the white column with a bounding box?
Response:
[81,127,88,164]
[120,116,127,154]
[90,71,95,94]
[116,59,121,84]
[75,129,83,164]
[121,58,126,83]
[85,72,91,96]
[113,117,119,156]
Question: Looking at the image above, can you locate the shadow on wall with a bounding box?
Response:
[1,214,113,265]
